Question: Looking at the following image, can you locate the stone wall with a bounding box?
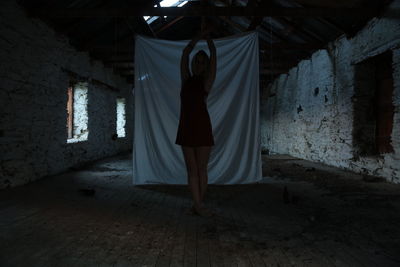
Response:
[0,0,133,189]
[261,0,400,183]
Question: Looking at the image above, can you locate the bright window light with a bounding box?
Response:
[116,98,126,138]
[67,82,89,143]
[143,1,188,24]
[160,0,178,7]
[177,1,188,7]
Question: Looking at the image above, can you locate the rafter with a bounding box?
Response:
[263,42,324,49]
[219,16,246,32]
[247,16,263,31]
[30,7,376,18]
[272,17,326,43]
[155,16,184,34]
[246,0,264,31]
[91,41,322,57]
[141,17,157,37]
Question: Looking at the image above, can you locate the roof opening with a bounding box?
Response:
[144,0,188,24]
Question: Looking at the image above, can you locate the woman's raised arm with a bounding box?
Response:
[181,34,201,84]
[204,37,216,93]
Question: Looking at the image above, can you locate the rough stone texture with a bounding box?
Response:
[0,0,133,189]
[70,82,89,142]
[116,98,126,138]
[261,0,400,183]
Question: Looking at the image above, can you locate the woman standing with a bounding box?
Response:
[175,31,217,217]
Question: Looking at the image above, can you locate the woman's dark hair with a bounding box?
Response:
[191,50,210,76]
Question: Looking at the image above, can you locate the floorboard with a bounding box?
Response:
[1,153,400,267]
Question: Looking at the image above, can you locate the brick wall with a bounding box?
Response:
[261,0,400,183]
[0,1,133,188]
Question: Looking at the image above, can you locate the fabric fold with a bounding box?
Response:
[133,32,262,185]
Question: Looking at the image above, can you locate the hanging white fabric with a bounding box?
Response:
[133,32,262,185]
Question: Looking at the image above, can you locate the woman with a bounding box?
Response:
[175,31,217,217]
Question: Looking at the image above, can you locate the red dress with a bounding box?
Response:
[175,75,215,147]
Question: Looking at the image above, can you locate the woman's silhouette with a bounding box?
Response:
[175,30,216,217]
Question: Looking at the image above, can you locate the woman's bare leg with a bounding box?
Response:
[181,146,201,209]
[194,146,212,203]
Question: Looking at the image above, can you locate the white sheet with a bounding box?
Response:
[133,32,262,185]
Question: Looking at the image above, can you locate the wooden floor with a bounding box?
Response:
[1,153,400,267]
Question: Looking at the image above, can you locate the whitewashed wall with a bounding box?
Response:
[261,0,400,183]
[0,0,133,188]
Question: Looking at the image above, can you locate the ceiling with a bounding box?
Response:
[18,0,393,86]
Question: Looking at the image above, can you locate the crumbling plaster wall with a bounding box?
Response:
[0,0,133,189]
[261,1,400,183]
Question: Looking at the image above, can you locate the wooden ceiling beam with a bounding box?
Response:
[247,16,263,31]
[260,52,311,62]
[110,65,293,79]
[92,42,322,54]
[141,17,157,38]
[219,16,246,32]
[246,0,263,31]
[272,17,326,43]
[30,7,376,18]
[155,16,184,34]
[260,42,323,50]
[258,23,290,43]
[224,16,285,42]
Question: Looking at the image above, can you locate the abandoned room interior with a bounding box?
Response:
[1,0,400,266]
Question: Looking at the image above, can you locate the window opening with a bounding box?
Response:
[375,52,395,154]
[67,86,74,139]
[144,0,188,24]
[66,82,89,143]
[116,98,126,138]
[353,50,394,155]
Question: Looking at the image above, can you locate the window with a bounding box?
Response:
[375,52,395,154]
[67,86,74,139]
[144,0,188,24]
[116,98,126,138]
[66,82,89,143]
[353,51,394,155]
